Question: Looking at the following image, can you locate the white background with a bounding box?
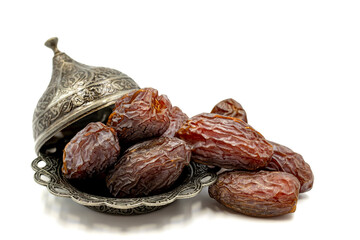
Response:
[1,1,359,239]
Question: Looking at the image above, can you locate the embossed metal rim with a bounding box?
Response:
[31,154,218,214]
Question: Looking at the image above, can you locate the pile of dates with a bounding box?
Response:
[62,88,313,217]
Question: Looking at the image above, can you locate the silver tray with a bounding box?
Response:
[31,154,218,215]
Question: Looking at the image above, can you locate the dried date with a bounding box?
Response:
[107,88,172,143]
[211,98,313,192]
[175,113,273,170]
[162,106,189,137]
[208,171,300,217]
[62,122,120,179]
[106,137,191,198]
[264,141,314,193]
[211,98,248,122]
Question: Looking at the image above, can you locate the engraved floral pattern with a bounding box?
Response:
[32,51,139,148]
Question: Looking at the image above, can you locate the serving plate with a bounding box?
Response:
[31,38,218,215]
[32,154,218,215]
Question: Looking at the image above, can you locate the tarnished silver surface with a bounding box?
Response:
[32,154,218,215]
[31,37,218,215]
[33,37,139,154]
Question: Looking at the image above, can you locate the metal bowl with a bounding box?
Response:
[32,38,218,215]
[31,154,218,215]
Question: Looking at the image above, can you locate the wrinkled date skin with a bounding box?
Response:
[211,99,313,192]
[264,141,314,193]
[106,137,191,198]
[211,98,248,123]
[209,171,300,217]
[162,106,189,137]
[176,113,273,170]
[107,88,172,143]
[62,122,121,179]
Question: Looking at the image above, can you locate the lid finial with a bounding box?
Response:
[45,37,60,55]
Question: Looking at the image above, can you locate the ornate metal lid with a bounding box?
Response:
[33,37,140,155]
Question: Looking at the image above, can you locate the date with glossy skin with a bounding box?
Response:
[162,106,189,137]
[176,113,273,170]
[264,141,314,193]
[211,98,248,122]
[208,171,300,217]
[107,88,172,143]
[62,122,120,179]
[106,137,191,198]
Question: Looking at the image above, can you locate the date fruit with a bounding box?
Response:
[264,141,314,193]
[176,113,273,170]
[211,98,248,122]
[106,137,191,198]
[162,106,189,137]
[208,171,300,217]
[107,88,172,143]
[62,122,120,179]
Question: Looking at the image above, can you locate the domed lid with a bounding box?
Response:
[33,37,140,155]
